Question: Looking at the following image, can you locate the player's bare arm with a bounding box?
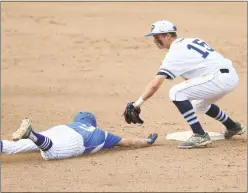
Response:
[134,75,166,107]
[116,133,158,148]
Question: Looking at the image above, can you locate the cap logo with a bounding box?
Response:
[151,25,155,31]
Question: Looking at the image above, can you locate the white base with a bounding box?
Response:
[166,131,225,142]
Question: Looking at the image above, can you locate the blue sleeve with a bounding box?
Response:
[103,132,122,148]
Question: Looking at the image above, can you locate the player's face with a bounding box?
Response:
[153,34,170,49]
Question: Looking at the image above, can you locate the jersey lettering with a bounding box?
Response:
[187,39,214,59]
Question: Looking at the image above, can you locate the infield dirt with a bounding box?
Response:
[1,2,247,192]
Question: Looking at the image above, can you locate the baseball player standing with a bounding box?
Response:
[1,111,158,160]
[123,20,246,149]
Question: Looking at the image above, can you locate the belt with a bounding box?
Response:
[220,69,229,73]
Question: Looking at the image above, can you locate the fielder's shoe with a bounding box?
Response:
[224,122,246,139]
[178,132,212,149]
[12,119,32,141]
[146,133,158,144]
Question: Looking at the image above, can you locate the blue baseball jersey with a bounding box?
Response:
[66,122,121,154]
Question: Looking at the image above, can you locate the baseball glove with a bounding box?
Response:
[123,102,144,124]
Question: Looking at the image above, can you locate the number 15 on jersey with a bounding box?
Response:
[187,39,214,59]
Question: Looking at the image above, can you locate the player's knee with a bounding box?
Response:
[169,85,187,101]
[169,86,177,101]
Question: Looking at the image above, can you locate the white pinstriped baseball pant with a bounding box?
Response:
[169,67,239,114]
[2,125,85,160]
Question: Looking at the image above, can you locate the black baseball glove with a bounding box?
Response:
[123,102,144,124]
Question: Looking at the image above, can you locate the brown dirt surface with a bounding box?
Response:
[1,2,247,192]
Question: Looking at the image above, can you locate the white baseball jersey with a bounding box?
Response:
[157,38,233,80]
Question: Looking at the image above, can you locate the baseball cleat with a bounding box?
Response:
[12,119,32,141]
[178,132,212,149]
[224,122,246,139]
[146,133,158,144]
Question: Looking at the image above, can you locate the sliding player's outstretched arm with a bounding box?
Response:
[115,133,158,148]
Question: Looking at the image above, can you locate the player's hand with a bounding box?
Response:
[123,102,144,124]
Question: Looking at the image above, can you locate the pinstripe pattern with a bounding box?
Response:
[1,125,86,160]
[1,139,39,154]
[40,125,86,160]
[41,133,85,160]
[2,125,107,160]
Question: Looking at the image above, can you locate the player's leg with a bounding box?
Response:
[12,119,85,160]
[12,119,53,156]
[12,119,53,151]
[192,99,246,139]
[169,72,229,148]
[170,68,244,148]
[206,105,245,139]
[169,79,211,148]
[190,67,245,139]
[171,101,211,149]
[1,139,39,154]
